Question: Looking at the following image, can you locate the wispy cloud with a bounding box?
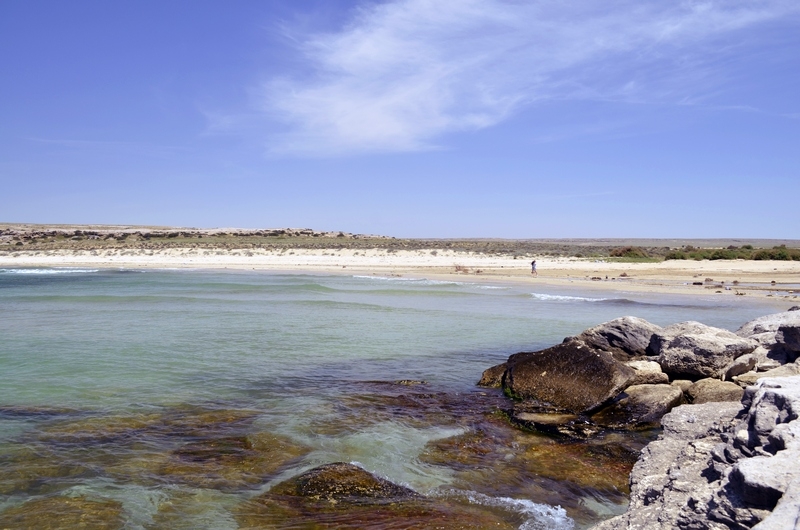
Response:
[255,0,798,155]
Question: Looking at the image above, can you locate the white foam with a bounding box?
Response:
[353,275,460,286]
[530,292,608,302]
[439,490,574,530]
[353,275,509,290]
[0,268,99,275]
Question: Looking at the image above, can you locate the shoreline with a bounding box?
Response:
[1,248,798,306]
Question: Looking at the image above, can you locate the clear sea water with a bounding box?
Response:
[0,268,786,529]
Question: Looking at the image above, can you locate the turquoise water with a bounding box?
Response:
[0,268,785,528]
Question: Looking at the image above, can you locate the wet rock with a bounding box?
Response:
[271,462,419,501]
[509,405,600,438]
[572,316,663,361]
[503,340,636,413]
[651,321,758,379]
[625,360,669,385]
[0,495,124,529]
[235,462,515,529]
[477,362,506,388]
[591,384,683,429]
[687,378,745,404]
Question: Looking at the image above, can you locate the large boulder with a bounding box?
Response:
[571,316,663,361]
[503,340,636,414]
[736,311,800,364]
[736,310,800,337]
[591,384,683,429]
[686,378,744,404]
[651,321,758,379]
[625,360,669,385]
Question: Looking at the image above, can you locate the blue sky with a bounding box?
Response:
[1,0,798,238]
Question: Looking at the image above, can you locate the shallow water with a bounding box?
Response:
[0,268,784,528]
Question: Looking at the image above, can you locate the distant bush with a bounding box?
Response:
[666,245,800,261]
[610,246,649,259]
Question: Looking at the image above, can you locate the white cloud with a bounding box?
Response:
[258,0,798,155]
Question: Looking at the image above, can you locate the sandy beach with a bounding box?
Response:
[2,247,799,304]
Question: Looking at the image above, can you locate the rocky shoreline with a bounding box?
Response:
[478,306,800,528]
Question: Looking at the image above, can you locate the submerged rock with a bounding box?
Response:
[651,321,758,379]
[268,462,420,501]
[503,340,635,413]
[0,495,124,530]
[157,432,310,491]
[235,462,515,529]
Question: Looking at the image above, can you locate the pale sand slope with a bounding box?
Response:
[1,248,799,302]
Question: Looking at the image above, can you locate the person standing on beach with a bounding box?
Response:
[531,260,538,276]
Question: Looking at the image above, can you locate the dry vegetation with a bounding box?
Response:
[1,224,798,260]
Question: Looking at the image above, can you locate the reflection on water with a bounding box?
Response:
[0,269,783,528]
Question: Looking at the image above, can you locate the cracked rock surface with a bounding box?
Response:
[593,375,800,530]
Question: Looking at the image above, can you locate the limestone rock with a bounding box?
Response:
[625,360,669,385]
[736,311,800,338]
[591,384,683,429]
[652,321,758,379]
[735,311,800,367]
[730,453,797,509]
[735,362,800,387]
[687,378,744,404]
[503,340,635,413]
[724,353,758,380]
[572,316,663,361]
[670,379,693,393]
[591,376,800,530]
[752,478,800,529]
